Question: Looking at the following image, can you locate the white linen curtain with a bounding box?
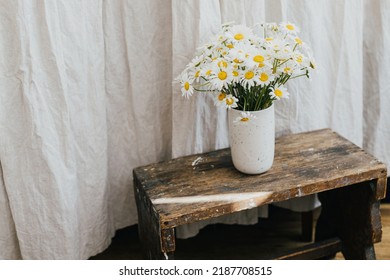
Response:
[0,0,388,259]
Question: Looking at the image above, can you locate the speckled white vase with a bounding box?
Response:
[228,105,275,175]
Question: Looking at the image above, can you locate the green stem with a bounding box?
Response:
[289,73,308,80]
[276,58,292,68]
[193,88,211,92]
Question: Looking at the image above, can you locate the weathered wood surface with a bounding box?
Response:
[134,129,387,229]
[133,129,387,258]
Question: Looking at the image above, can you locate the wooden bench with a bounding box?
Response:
[133,129,387,259]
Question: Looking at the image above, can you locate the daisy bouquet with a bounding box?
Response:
[178,22,316,111]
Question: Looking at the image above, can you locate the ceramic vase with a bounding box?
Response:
[228,105,275,174]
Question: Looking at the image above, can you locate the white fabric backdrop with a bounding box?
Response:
[0,0,389,259]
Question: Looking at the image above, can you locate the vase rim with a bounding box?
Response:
[230,104,274,113]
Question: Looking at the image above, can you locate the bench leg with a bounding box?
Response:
[315,180,383,259]
[134,179,176,259]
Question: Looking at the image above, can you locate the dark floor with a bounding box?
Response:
[90,205,320,260]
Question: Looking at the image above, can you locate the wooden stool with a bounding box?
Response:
[133,129,387,259]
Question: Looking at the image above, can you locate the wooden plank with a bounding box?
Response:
[274,238,342,260]
[134,129,387,229]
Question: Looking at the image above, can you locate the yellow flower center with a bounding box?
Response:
[259,73,269,82]
[233,58,242,64]
[234,33,244,40]
[245,71,254,80]
[227,44,234,49]
[232,71,239,77]
[258,62,265,67]
[195,70,200,77]
[274,89,283,97]
[240,117,249,122]
[206,69,212,76]
[295,37,303,45]
[226,98,234,105]
[265,37,273,42]
[184,82,190,91]
[218,93,226,101]
[284,67,291,73]
[253,55,264,63]
[296,55,303,63]
[286,24,295,31]
[218,71,227,80]
[218,61,228,68]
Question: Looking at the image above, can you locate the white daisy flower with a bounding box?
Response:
[224,41,235,50]
[266,22,280,33]
[210,67,233,91]
[270,85,289,100]
[189,68,202,83]
[275,46,294,60]
[267,38,288,53]
[209,46,226,60]
[246,48,272,68]
[215,43,231,57]
[224,94,239,109]
[226,25,254,42]
[215,58,229,69]
[291,51,311,69]
[294,37,304,46]
[280,22,300,34]
[200,47,214,59]
[256,22,279,38]
[187,55,204,69]
[199,62,215,79]
[292,52,305,65]
[180,72,194,98]
[234,111,257,124]
[251,53,266,67]
[228,42,256,65]
[275,59,296,75]
[241,69,257,88]
[231,68,243,83]
[264,36,274,44]
[214,92,227,107]
[186,58,205,83]
[257,69,275,86]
